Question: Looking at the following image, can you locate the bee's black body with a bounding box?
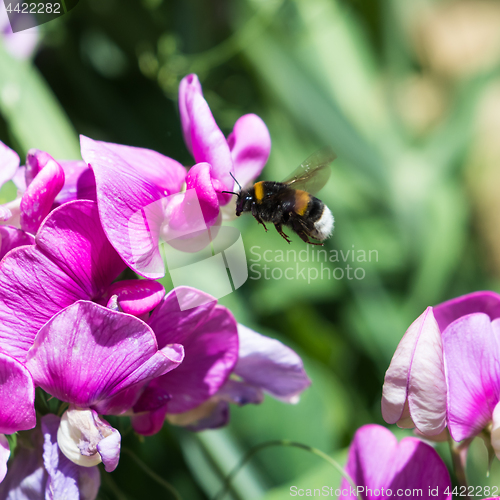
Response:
[235,181,332,245]
[225,148,336,245]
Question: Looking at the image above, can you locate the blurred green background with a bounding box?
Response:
[2,0,500,498]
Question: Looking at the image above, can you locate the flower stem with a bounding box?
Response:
[122,448,182,500]
[212,439,361,500]
[448,437,469,494]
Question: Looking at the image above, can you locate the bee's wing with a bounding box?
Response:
[281,147,336,195]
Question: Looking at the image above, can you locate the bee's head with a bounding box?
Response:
[222,172,247,216]
[235,190,253,216]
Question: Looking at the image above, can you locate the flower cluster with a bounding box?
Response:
[0,75,308,497]
[336,290,500,498]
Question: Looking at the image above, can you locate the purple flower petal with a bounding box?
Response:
[54,161,97,206]
[0,141,19,188]
[20,154,65,234]
[382,307,447,435]
[0,353,36,434]
[227,114,271,188]
[145,296,238,414]
[178,74,233,207]
[96,428,121,473]
[0,440,46,500]
[106,279,165,317]
[434,291,500,332]
[80,135,186,279]
[26,301,184,408]
[42,413,101,500]
[0,226,34,260]
[443,313,500,441]
[148,287,217,348]
[234,324,311,403]
[218,379,264,406]
[340,425,451,499]
[0,435,9,483]
[57,407,120,473]
[169,399,230,432]
[131,406,169,436]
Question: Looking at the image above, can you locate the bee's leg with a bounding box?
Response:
[291,219,324,246]
[251,205,267,232]
[274,223,292,244]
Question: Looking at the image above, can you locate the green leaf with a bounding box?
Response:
[0,44,80,159]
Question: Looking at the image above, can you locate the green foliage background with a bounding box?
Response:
[2,0,500,498]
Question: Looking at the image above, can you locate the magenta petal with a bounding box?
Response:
[443,313,500,441]
[147,304,238,413]
[54,160,97,206]
[340,425,451,500]
[36,199,125,299]
[434,291,500,332]
[0,246,90,361]
[80,135,186,278]
[181,75,233,195]
[227,114,271,188]
[185,162,220,225]
[179,74,202,154]
[0,353,36,434]
[42,414,100,500]
[235,324,311,402]
[0,141,20,187]
[148,287,217,348]
[20,154,65,234]
[386,438,452,499]
[26,301,184,407]
[0,435,9,483]
[0,226,34,260]
[131,406,169,436]
[24,149,52,187]
[106,279,165,317]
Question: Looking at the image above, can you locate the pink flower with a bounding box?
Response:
[382,291,500,459]
[381,306,447,436]
[179,74,271,225]
[339,424,451,499]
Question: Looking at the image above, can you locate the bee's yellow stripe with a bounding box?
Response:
[295,190,310,216]
[254,181,264,202]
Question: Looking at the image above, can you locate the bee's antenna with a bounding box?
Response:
[229,172,242,191]
[221,190,239,196]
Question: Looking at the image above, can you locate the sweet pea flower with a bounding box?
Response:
[339,424,451,499]
[25,300,184,470]
[179,74,271,224]
[382,291,500,448]
[0,199,168,362]
[165,324,311,431]
[381,306,447,436]
[438,292,500,460]
[0,414,100,499]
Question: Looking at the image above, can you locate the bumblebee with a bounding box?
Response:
[224,148,336,245]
